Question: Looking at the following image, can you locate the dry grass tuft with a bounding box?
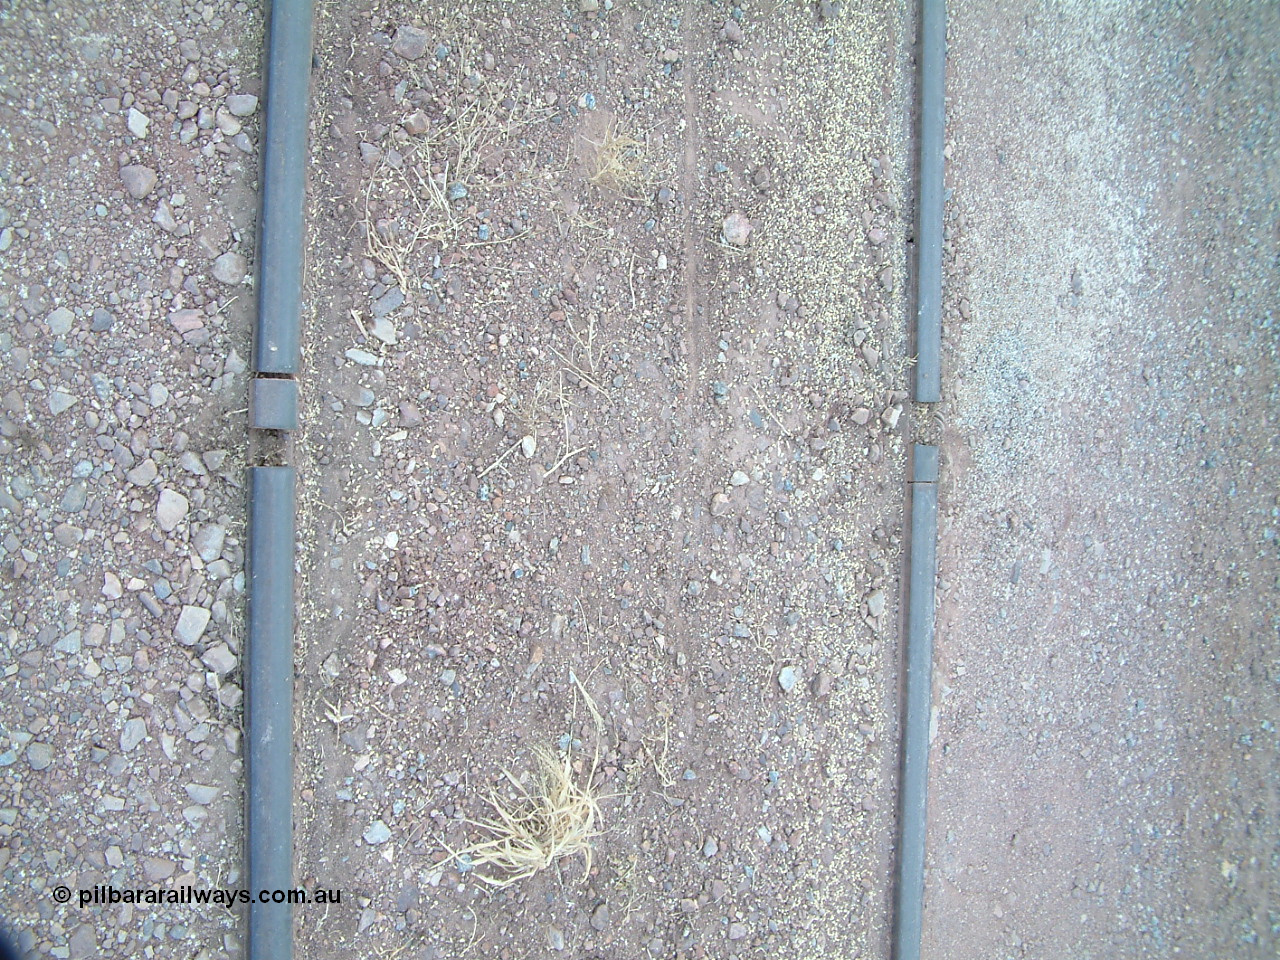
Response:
[360,28,551,291]
[453,746,603,887]
[586,122,648,197]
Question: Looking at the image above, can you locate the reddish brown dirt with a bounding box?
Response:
[292,1,914,958]
[926,2,1280,957]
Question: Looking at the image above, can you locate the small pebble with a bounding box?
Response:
[120,718,148,753]
[392,25,429,60]
[225,94,259,117]
[47,307,74,335]
[49,391,80,415]
[369,317,398,345]
[201,642,238,676]
[126,107,150,138]
[185,783,219,805]
[25,743,53,771]
[371,287,404,318]
[721,212,753,246]
[212,251,247,285]
[156,488,189,531]
[174,605,211,645]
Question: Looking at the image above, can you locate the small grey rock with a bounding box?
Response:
[363,820,392,845]
[403,111,429,136]
[812,671,834,698]
[53,631,82,654]
[399,401,423,427]
[702,837,719,857]
[395,883,420,913]
[47,307,74,335]
[156,488,189,531]
[590,903,610,931]
[60,481,87,513]
[126,107,150,139]
[179,451,208,475]
[865,589,886,619]
[53,523,83,547]
[91,308,115,332]
[371,287,404,318]
[212,251,247,285]
[392,25,429,60]
[49,391,80,415]
[120,717,148,752]
[185,783,219,805]
[722,213,753,246]
[345,348,380,366]
[126,459,159,486]
[174,605,211,645]
[25,743,53,771]
[225,94,259,117]
[193,523,226,562]
[778,665,801,693]
[369,317,397,345]
[168,309,204,335]
[142,857,175,882]
[215,107,242,136]
[201,642,238,676]
[152,199,179,233]
[120,164,157,199]
[67,924,96,960]
[730,470,750,487]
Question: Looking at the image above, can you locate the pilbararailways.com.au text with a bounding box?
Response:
[74,886,340,910]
